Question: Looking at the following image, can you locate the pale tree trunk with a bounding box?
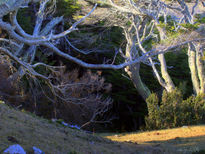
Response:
[176,0,204,95]
[156,25,175,92]
[188,43,205,95]
[196,47,205,94]
[158,54,175,92]
[188,43,200,94]
[125,63,151,101]
[125,39,151,101]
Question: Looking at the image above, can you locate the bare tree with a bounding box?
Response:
[104,0,205,97]
[0,0,152,72]
[105,0,176,100]
[171,0,205,95]
[0,0,204,100]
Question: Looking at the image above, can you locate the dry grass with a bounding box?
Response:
[104,126,205,153]
[1,101,205,153]
[0,102,164,154]
[105,126,205,143]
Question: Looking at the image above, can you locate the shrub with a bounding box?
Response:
[23,68,113,130]
[0,54,114,131]
[145,89,205,130]
[160,89,183,128]
[145,93,160,129]
[194,94,205,123]
[0,55,27,105]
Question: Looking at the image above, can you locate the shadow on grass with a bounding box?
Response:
[144,135,205,153]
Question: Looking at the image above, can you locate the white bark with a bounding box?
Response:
[196,46,205,94]
[124,31,151,101]
[0,0,204,96]
[156,25,175,92]
[188,43,205,95]
[158,54,175,92]
[188,43,200,94]
[107,0,176,93]
[174,0,204,95]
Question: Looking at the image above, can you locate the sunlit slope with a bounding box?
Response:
[106,126,205,143]
[105,126,205,153]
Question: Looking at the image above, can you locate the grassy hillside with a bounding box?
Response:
[0,102,159,154]
[1,101,205,154]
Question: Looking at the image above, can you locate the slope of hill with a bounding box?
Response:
[0,102,160,154]
[1,101,205,154]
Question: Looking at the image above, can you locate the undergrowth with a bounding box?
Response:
[145,89,205,130]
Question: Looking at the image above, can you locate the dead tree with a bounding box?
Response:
[0,0,204,100]
[157,0,205,95]
[105,0,176,101]
[106,0,205,97]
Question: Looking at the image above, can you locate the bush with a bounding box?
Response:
[145,89,205,130]
[0,54,113,131]
[145,93,160,129]
[24,68,113,130]
[0,55,27,106]
[194,94,205,123]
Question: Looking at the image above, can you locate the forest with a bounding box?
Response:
[0,0,205,153]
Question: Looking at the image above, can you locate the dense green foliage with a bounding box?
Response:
[165,49,193,97]
[16,0,81,34]
[104,69,147,131]
[145,89,205,130]
[56,0,80,18]
[17,8,33,34]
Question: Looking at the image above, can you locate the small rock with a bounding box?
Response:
[154,132,160,135]
[33,146,45,154]
[7,136,19,143]
[51,118,57,122]
[3,144,26,154]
